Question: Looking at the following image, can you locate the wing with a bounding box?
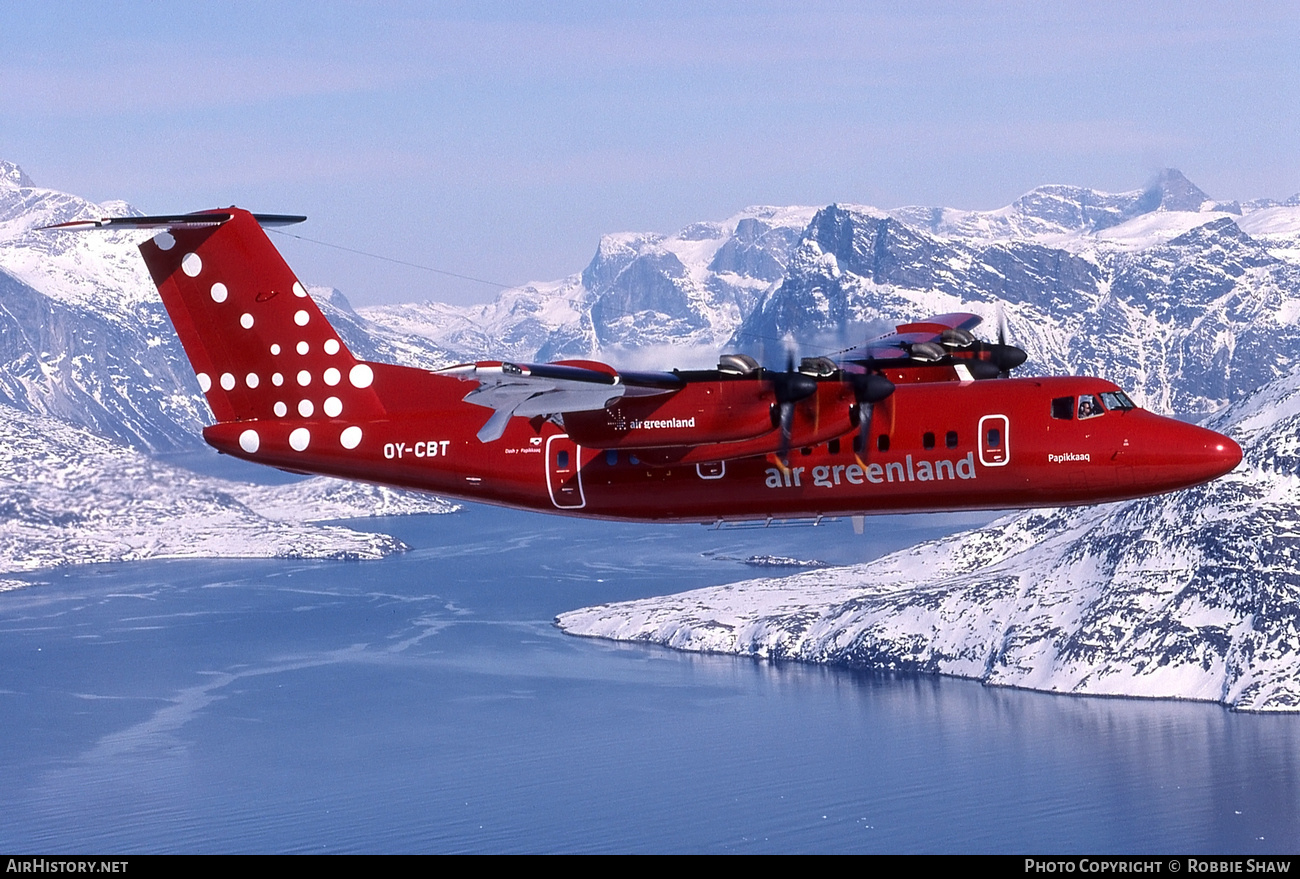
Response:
[439,359,682,442]
[839,312,1025,381]
[845,312,983,362]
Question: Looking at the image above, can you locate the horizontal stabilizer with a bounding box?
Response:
[42,212,306,231]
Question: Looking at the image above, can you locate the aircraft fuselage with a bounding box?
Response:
[201,365,1240,523]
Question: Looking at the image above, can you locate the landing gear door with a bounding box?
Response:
[546,434,586,509]
[978,414,1010,467]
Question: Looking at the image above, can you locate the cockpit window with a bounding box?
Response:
[1077,395,1103,420]
[1100,391,1136,411]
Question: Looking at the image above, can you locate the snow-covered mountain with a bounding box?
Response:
[359,205,818,366]
[6,160,1297,452]
[558,363,1300,712]
[361,169,1300,424]
[0,162,459,452]
[734,172,1300,417]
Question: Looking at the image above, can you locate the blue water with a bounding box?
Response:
[1,506,1297,853]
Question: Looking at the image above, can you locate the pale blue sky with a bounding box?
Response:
[3,1,1298,305]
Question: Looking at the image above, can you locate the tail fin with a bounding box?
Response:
[137,208,386,453]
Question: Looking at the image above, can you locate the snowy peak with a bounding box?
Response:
[0,161,35,189]
[1142,167,1216,214]
[890,169,1229,243]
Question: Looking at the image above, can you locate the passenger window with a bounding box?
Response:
[946,430,958,449]
[828,439,841,455]
[557,450,570,469]
[1077,395,1103,420]
[923,432,935,450]
[877,435,890,452]
[1052,397,1074,420]
[987,427,1001,448]
[605,449,618,466]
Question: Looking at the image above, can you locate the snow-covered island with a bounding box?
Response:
[0,401,455,591]
[559,366,1300,713]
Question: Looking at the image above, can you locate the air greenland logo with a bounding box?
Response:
[765,452,977,489]
[629,417,696,430]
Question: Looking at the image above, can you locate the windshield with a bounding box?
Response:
[1100,391,1137,411]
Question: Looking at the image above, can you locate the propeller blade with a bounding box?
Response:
[766,345,817,466]
[847,372,893,457]
[857,401,873,456]
[778,399,795,464]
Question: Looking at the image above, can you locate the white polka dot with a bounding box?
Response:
[182,253,202,277]
[324,367,341,386]
[293,282,308,298]
[289,427,311,451]
[296,341,309,355]
[349,364,374,388]
[220,372,235,391]
[272,372,284,386]
[270,343,281,355]
[238,429,260,453]
[240,313,254,329]
[340,426,363,449]
[324,396,342,417]
[298,399,314,417]
[297,370,312,387]
[273,401,287,417]
[245,373,260,389]
[153,231,175,251]
[294,310,309,326]
[324,339,340,355]
[210,282,228,303]
[196,372,211,393]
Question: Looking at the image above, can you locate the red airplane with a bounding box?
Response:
[49,208,1242,525]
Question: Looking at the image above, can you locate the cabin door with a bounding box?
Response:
[978,414,1010,467]
[545,434,586,509]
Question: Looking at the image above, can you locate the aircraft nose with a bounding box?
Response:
[1168,421,1242,484]
[1121,413,1242,494]
[1208,430,1243,477]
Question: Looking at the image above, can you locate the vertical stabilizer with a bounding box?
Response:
[138,208,386,457]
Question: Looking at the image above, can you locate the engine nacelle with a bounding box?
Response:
[563,378,776,449]
[564,378,859,464]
